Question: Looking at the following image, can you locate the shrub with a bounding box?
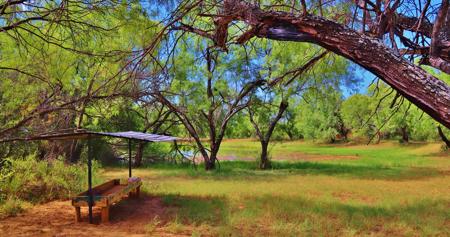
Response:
[0,198,30,218]
[0,155,102,217]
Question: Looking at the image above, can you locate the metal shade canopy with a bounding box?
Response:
[97,131,178,142]
[0,129,178,142]
[0,129,179,224]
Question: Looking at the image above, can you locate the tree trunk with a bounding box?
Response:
[248,100,288,169]
[376,131,382,144]
[401,127,409,143]
[205,145,220,170]
[342,129,349,142]
[337,114,349,142]
[284,128,294,140]
[216,0,450,129]
[134,142,145,167]
[287,131,293,140]
[46,141,69,161]
[204,155,216,170]
[37,144,46,160]
[437,126,450,148]
[68,141,82,163]
[259,141,270,169]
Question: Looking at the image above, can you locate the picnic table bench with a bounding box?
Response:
[72,178,142,223]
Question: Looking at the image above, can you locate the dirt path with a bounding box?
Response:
[0,196,184,237]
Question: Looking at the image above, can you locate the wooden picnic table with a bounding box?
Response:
[72,178,142,223]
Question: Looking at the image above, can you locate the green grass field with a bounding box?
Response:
[103,140,450,236]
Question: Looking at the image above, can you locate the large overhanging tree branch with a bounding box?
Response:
[174,0,450,129]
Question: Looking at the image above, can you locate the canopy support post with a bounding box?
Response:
[128,139,132,178]
[87,136,93,224]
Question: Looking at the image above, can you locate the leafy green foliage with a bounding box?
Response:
[0,2,158,137]
[341,94,373,138]
[0,155,102,217]
[341,82,450,142]
[296,89,344,142]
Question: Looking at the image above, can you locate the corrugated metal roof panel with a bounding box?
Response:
[0,130,179,143]
[96,131,178,142]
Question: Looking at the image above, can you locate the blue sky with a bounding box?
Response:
[140,0,441,98]
[343,65,375,97]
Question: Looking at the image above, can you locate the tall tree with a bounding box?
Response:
[153,42,264,170]
[246,40,339,168]
[163,0,450,129]
[0,1,157,161]
[248,92,288,169]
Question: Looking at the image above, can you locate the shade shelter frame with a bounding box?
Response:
[0,129,179,224]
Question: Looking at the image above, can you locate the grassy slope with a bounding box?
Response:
[103,140,450,236]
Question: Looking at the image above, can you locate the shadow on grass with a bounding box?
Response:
[138,161,445,181]
[141,192,449,236]
[238,194,450,235]
[159,193,229,226]
[270,161,442,180]
[253,194,449,219]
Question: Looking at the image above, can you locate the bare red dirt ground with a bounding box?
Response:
[0,195,185,237]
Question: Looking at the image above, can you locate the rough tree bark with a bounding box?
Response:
[205,0,450,129]
[259,141,270,169]
[401,126,409,143]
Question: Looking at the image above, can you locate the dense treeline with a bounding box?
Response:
[225,76,450,145]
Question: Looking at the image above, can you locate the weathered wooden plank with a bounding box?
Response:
[101,207,110,223]
[75,207,81,222]
[71,178,142,223]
